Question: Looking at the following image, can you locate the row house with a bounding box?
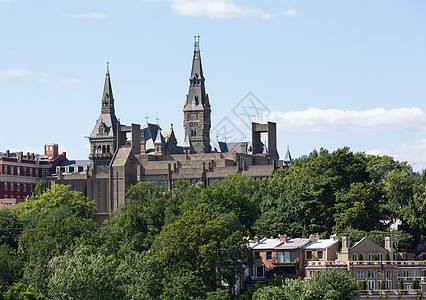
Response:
[306,235,426,294]
[0,144,67,204]
[245,234,339,283]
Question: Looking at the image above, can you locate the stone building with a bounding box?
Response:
[55,37,287,220]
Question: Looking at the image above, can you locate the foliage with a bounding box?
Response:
[385,252,390,261]
[401,252,407,261]
[0,244,24,296]
[252,269,359,300]
[357,251,363,261]
[47,247,121,300]
[412,279,419,289]
[398,279,404,290]
[380,280,385,290]
[0,210,22,249]
[151,209,252,296]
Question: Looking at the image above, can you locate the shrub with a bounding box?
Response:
[412,279,419,289]
[402,252,407,261]
[380,280,385,290]
[384,252,390,261]
[398,279,404,290]
[311,256,319,261]
[419,252,426,261]
[372,254,378,261]
[357,251,363,261]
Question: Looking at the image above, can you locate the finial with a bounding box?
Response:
[194,33,200,50]
[171,123,173,129]
[106,60,110,75]
[287,145,290,151]
[156,116,159,126]
[145,115,149,124]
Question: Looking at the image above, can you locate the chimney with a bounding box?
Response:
[270,236,274,239]
[385,236,394,258]
[340,235,350,261]
[253,235,260,244]
[27,152,30,160]
[6,150,9,157]
[309,234,315,242]
[241,142,248,154]
[316,233,320,240]
[31,153,34,160]
[280,234,288,243]
[62,152,66,159]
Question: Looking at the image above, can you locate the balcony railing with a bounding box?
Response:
[307,260,426,268]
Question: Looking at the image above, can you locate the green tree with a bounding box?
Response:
[380,280,385,290]
[47,247,121,300]
[334,182,381,232]
[151,209,252,296]
[114,250,163,300]
[0,210,22,249]
[384,252,390,261]
[357,251,363,261]
[0,244,24,296]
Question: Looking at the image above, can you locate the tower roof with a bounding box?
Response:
[90,64,119,139]
[184,35,209,111]
[284,145,292,163]
[101,62,115,114]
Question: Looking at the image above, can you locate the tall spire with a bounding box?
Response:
[183,35,211,154]
[101,61,114,114]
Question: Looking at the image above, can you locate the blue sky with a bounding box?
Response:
[1,0,426,169]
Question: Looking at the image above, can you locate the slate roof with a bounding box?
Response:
[303,238,339,250]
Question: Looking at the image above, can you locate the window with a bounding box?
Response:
[23,184,26,192]
[23,168,26,176]
[317,250,323,260]
[254,251,260,260]
[29,168,32,176]
[368,280,375,290]
[368,253,374,261]
[10,167,13,175]
[386,280,392,290]
[403,270,409,278]
[17,183,20,192]
[277,251,297,263]
[377,253,384,261]
[42,170,46,178]
[352,253,357,261]
[386,270,392,278]
[17,168,20,176]
[11,183,14,191]
[29,184,32,192]
[266,251,272,260]
[368,270,375,279]
[397,271,401,278]
[4,182,7,191]
[378,270,383,279]
[255,266,264,277]
[422,270,426,277]
[357,270,365,279]
[412,270,418,278]
[4,166,7,174]
[306,250,312,260]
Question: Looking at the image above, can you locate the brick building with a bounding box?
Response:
[0,144,67,205]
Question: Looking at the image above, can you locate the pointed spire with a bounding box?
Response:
[284,145,292,167]
[101,62,115,114]
[189,34,205,88]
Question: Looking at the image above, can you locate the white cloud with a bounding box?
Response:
[57,78,83,86]
[38,73,50,83]
[170,0,297,19]
[65,12,108,18]
[0,68,30,77]
[270,107,426,133]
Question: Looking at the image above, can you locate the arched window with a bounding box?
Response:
[102,146,106,153]
[107,145,110,153]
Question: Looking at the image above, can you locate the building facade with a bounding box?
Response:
[0,144,67,204]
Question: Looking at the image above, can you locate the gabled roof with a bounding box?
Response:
[350,236,390,253]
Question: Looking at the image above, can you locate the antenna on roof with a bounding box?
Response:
[145,115,149,124]
[156,116,160,126]
[106,60,110,75]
